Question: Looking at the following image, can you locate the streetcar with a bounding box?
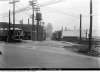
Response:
[0,28,23,42]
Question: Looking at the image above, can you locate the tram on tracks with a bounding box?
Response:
[0,28,23,42]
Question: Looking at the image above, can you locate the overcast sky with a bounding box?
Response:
[0,0,99,31]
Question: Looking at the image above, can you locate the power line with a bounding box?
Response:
[16,2,31,16]
[13,0,64,14]
[0,0,97,19]
[0,0,64,18]
[54,11,80,18]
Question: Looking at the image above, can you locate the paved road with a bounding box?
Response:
[0,41,99,68]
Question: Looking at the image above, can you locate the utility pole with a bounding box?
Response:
[8,10,11,42]
[22,18,23,30]
[28,18,31,40]
[37,20,39,41]
[36,6,41,41]
[41,22,45,41]
[9,0,19,41]
[86,29,88,39]
[89,0,93,50]
[8,10,11,31]
[29,0,36,41]
[28,18,30,31]
[80,14,82,42]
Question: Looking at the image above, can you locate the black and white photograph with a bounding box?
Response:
[0,0,100,70]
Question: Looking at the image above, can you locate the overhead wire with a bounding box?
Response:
[16,2,31,16]
[0,0,96,19]
[0,0,63,18]
[0,0,85,18]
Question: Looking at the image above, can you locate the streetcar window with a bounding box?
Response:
[17,31,20,35]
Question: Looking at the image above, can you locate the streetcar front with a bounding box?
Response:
[12,28,23,41]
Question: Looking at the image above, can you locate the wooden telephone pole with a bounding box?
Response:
[29,0,36,41]
[28,18,30,31]
[8,10,11,42]
[89,0,93,50]
[9,0,19,41]
[80,14,82,42]
[8,10,11,31]
[22,18,23,30]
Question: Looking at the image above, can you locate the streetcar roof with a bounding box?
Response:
[0,28,22,30]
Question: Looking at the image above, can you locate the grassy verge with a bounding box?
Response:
[63,43,100,57]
